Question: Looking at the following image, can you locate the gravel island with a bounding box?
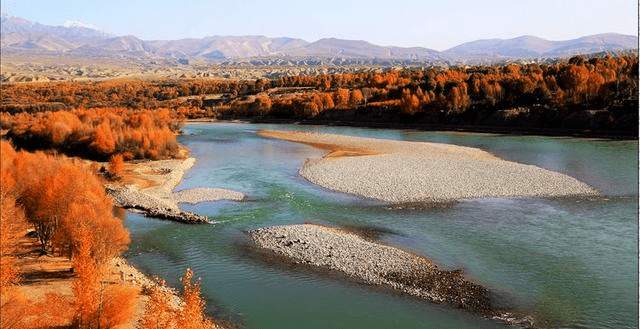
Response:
[249,223,536,327]
[258,130,598,204]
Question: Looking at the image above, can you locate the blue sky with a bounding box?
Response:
[2,0,638,50]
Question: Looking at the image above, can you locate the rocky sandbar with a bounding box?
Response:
[258,130,598,204]
[249,223,535,327]
[107,158,245,224]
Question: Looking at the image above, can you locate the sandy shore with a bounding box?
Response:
[107,157,245,223]
[258,130,598,204]
[249,223,535,328]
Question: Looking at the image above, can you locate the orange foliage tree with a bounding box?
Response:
[0,180,29,329]
[99,284,139,328]
[139,269,218,329]
[334,88,351,109]
[0,141,134,327]
[72,222,101,328]
[177,268,216,329]
[2,108,182,161]
[139,282,177,329]
[108,154,125,177]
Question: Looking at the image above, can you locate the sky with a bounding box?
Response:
[2,0,638,51]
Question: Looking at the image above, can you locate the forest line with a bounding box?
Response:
[2,55,638,150]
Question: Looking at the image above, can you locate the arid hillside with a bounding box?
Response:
[2,14,637,66]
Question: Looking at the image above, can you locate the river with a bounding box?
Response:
[124,123,638,329]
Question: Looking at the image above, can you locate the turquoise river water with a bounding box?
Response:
[124,123,638,329]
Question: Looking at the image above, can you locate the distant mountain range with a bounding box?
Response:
[1,13,637,66]
[446,34,638,58]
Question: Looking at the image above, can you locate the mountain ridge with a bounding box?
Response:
[445,33,636,57]
[1,14,637,65]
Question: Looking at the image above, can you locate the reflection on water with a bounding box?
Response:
[125,123,638,329]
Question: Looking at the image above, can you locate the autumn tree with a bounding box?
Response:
[140,270,219,329]
[400,89,420,114]
[98,284,139,329]
[108,154,125,178]
[335,88,350,108]
[321,93,335,109]
[350,89,364,106]
[0,190,27,288]
[253,94,272,114]
[139,280,177,329]
[91,121,117,155]
[176,268,217,329]
[0,182,29,329]
[13,152,67,253]
[0,141,24,287]
[68,202,132,328]
[72,221,101,328]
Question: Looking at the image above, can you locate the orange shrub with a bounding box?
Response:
[2,108,182,160]
[108,154,125,177]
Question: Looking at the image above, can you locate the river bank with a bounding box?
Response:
[103,156,245,327]
[106,157,245,223]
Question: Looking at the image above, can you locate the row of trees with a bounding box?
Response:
[223,55,637,115]
[2,54,636,135]
[0,141,219,328]
[1,107,183,161]
[2,55,635,113]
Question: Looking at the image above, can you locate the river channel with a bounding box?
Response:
[124,123,638,329]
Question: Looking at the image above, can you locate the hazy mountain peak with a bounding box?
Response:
[62,19,98,30]
[1,13,34,26]
[444,34,636,58]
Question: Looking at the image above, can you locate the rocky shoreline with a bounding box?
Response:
[249,223,536,328]
[106,158,245,224]
[106,184,213,224]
